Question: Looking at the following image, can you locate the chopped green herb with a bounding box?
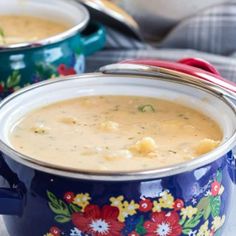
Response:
[34,130,45,134]
[178,113,189,120]
[138,104,155,113]
[0,27,6,44]
[112,105,120,111]
[168,150,177,154]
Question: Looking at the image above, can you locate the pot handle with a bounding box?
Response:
[120,58,236,94]
[0,153,24,215]
[81,22,106,56]
[177,58,221,76]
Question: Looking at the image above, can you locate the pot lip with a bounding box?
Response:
[0,0,89,51]
[0,73,236,181]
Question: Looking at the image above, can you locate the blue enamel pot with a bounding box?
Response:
[0,0,106,99]
[0,58,235,236]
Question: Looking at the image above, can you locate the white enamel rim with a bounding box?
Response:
[0,0,89,50]
[0,73,236,181]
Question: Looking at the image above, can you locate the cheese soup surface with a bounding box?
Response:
[10,96,222,172]
[0,15,70,45]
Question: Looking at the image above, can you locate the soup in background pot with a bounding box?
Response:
[10,95,222,171]
[0,15,70,45]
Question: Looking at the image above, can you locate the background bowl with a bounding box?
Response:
[0,0,106,99]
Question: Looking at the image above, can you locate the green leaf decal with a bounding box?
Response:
[197,197,210,211]
[203,203,211,220]
[47,191,71,221]
[49,202,64,215]
[36,63,57,80]
[55,215,71,223]
[47,191,58,204]
[6,71,21,88]
[182,228,192,235]
[135,216,146,235]
[216,170,222,183]
[179,217,186,226]
[183,210,203,228]
[210,196,221,217]
[69,203,82,213]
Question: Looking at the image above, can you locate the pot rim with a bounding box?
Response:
[0,0,89,51]
[0,70,236,181]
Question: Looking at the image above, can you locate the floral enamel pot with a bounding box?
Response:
[0,0,106,99]
[0,58,235,236]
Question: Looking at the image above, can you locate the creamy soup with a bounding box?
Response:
[0,15,70,45]
[10,96,222,172]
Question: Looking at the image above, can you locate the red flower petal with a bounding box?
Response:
[151,212,166,224]
[144,211,182,236]
[139,199,153,212]
[59,64,66,70]
[0,84,4,93]
[165,211,180,225]
[211,181,221,196]
[210,229,215,236]
[170,223,182,236]
[173,199,184,211]
[128,231,140,236]
[72,212,90,232]
[49,226,61,236]
[84,204,101,219]
[107,219,125,233]
[73,205,124,236]
[101,205,120,220]
[144,221,157,232]
[57,64,67,75]
[65,68,76,75]
[145,233,159,236]
[63,192,75,203]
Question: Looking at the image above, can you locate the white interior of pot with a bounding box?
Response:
[1,76,235,151]
[0,0,88,31]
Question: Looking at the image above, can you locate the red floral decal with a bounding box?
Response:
[64,192,75,203]
[173,199,184,211]
[210,229,215,236]
[144,211,182,236]
[57,64,76,76]
[72,204,124,236]
[49,226,61,236]
[0,84,4,93]
[139,199,153,212]
[211,181,221,196]
[128,231,140,236]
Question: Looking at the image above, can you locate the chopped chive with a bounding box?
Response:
[138,104,155,113]
[168,150,177,154]
[0,27,6,44]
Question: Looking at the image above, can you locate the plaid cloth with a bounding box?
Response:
[86,1,236,83]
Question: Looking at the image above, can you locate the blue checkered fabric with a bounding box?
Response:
[86,1,236,83]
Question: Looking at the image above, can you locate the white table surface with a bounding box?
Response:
[0,188,236,235]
